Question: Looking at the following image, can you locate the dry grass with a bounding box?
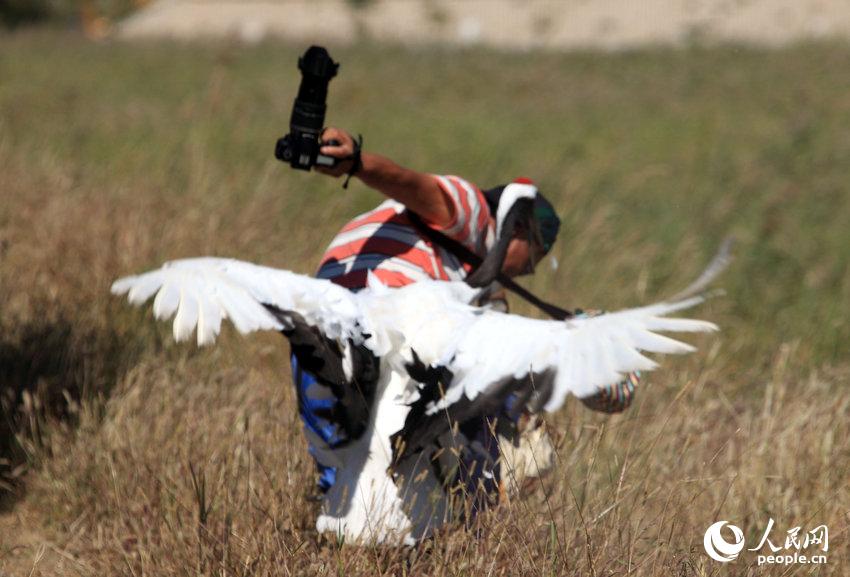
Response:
[0,32,848,575]
[13,348,850,576]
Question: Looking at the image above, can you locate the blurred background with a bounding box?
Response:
[0,1,848,575]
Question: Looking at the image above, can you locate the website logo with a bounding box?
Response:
[703,521,745,562]
[702,518,828,566]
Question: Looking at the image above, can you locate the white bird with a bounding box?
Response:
[111,256,719,545]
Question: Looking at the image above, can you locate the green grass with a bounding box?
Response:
[0,31,848,576]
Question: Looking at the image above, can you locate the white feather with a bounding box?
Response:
[152,281,180,319]
[111,257,380,353]
[404,294,717,415]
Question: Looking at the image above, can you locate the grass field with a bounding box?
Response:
[0,30,848,576]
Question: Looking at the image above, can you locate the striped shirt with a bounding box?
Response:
[316,175,494,289]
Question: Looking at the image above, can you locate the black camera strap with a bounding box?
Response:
[407,212,573,320]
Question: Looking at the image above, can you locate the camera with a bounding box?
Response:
[275,46,339,171]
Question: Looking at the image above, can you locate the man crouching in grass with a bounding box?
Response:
[291,126,639,512]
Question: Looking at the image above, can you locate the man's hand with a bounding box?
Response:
[313,126,454,228]
[315,127,356,177]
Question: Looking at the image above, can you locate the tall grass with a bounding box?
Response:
[0,31,848,575]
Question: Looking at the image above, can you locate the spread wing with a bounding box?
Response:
[443,297,716,412]
[111,257,384,352]
[394,295,717,459]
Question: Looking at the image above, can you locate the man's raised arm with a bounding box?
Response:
[315,127,455,228]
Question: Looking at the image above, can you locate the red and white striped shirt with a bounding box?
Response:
[317,175,494,289]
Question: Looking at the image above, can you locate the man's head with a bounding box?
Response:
[484,179,561,277]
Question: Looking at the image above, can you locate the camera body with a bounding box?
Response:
[275,46,339,171]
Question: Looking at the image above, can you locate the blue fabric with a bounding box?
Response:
[292,354,345,492]
[293,352,519,498]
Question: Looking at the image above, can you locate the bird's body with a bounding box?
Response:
[112,257,718,545]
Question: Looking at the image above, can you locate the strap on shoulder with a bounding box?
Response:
[406,211,573,320]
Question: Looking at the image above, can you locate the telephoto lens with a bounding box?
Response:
[276,46,339,170]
